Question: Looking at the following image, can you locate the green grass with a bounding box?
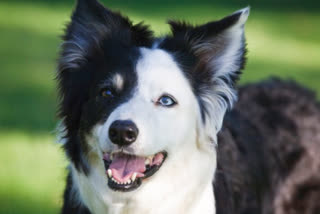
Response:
[0,1,319,213]
[0,132,66,214]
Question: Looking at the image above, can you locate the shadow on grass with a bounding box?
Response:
[0,87,57,133]
[0,194,60,214]
[0,26,59,133]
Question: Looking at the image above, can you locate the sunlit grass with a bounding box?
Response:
[0,1,319,213]
[247,24,320,69]
[0,132,66,214]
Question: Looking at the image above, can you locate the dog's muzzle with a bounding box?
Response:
[103,151,167,192]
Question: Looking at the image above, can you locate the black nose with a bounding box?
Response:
[108,120,139,146]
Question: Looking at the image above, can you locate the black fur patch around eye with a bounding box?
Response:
[58,38,143,174]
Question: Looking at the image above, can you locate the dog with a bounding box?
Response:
[57,0,320,214]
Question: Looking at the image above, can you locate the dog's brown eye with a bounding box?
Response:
[101,89,115,98]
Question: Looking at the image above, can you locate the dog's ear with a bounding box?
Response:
[168,8,249,144]
[59,0,153,72]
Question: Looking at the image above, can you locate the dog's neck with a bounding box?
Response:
[107,182,215,214]
[106,149,217,214]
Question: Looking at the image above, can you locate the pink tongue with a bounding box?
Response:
[109,154,146,183]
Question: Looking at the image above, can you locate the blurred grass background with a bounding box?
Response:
[0,0,319,213]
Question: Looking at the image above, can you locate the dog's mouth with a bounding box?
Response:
[103,151,167,192]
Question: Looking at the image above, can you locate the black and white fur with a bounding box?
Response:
[57,1,320,214]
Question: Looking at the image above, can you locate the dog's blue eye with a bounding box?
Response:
[157,95,177,107]
[101,89,114,98]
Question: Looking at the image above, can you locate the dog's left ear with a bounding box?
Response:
[167,8,249,145]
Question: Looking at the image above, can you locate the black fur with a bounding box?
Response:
[61,174,91,214]
[215,79,320,214]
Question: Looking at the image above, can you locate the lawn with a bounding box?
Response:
[0,1,319,213]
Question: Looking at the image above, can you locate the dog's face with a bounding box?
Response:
[57,0,248,205]
[86,47,201,192]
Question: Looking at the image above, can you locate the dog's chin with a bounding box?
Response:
[103,151,167,192]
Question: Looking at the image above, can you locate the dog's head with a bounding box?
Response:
[57,0,248,200]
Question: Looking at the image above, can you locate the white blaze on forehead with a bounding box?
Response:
[136,48,193,104]
[111,73,124,91]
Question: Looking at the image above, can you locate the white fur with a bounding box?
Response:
[55,120,67,145]
[59,40,88,71]
[214,7,249,78]
[59,21,110,72]
[112,73,124,91]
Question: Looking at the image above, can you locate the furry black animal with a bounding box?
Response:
[215,79,320,214]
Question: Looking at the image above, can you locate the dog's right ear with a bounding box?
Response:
[59,0,153,73]
[59,0,111,72]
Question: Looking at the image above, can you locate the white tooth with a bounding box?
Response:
[132,173,137,182]
[149,156,154,163]
[107,169,112,178]
[145,158,150,165]
[128,180,131,184]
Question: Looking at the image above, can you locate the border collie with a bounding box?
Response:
[57,1,320,214]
